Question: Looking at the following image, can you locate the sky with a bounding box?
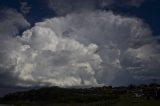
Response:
[0,0,160,96]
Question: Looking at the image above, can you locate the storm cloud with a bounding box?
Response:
[0,9,30,86]
[0,6,159,88]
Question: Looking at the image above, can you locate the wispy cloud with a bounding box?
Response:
[47,0,148,16]
[20,2,31,14]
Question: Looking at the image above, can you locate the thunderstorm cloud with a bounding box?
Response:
[0,6,160,87]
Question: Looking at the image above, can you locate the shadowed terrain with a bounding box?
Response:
[0,84,160,106]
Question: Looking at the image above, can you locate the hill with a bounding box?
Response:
[0,84,160,106]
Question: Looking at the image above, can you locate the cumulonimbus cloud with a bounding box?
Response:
[0,9,160,87]
[0,9,30,86]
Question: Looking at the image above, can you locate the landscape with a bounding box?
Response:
[0,83,160,106]
[0,0,160,106]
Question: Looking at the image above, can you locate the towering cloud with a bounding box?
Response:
[0,9,30,86]
[0,9,159,87]
[14,26,103,87]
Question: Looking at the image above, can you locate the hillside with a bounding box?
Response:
[0,84,160,106]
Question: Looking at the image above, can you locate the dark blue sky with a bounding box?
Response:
[0,0,160,35]
[0,0,55,24]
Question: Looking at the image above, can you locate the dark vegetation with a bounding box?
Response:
[0,83,160,106]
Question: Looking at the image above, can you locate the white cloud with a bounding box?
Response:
[28,11,159,85]
[0,9,30,85]
[0,10,159,87]
[3,25,102,87]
